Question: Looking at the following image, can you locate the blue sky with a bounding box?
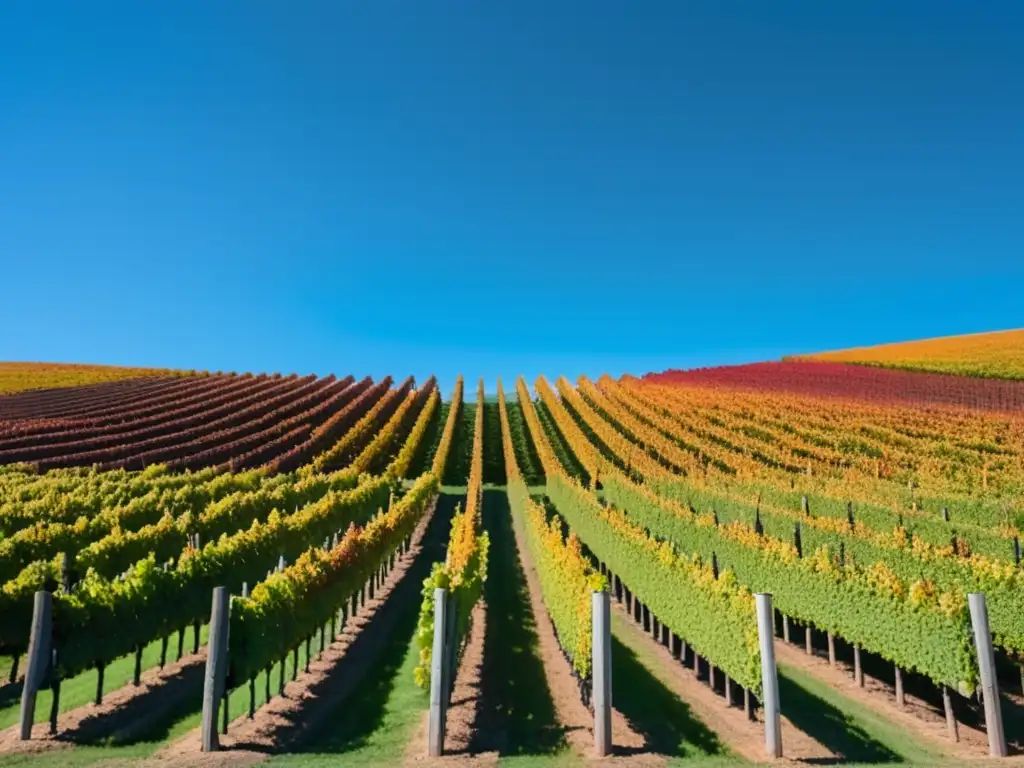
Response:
[1,2,1021,393]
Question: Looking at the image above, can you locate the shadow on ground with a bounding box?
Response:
[467,488,566,757]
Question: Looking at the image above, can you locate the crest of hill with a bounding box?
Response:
[0,361,184,395]
[787,328,1024,380]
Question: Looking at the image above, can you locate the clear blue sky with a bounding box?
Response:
[2,2,1021,393]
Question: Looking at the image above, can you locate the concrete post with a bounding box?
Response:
[592,591,612,757]
[428,588,448,757]
[969,593,1006,757]
[18,591,52,740]
[755,593,782,758]
[201,587,230,752]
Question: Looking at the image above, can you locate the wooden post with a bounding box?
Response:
[133,645,143,686]
[755,593,782,758]
[895,665,904,707]
[221,689,229,735]
[201,587,230,752]
[782,615,790,643]
[592,591,612,757]
[968,593,1007,757]
[724,674,732,706]
[709,663,716,691]
[428,588,448,757]
[744,688,754,721]
[18,591,52,741]
[827,633,836,666]
[805,624,813,655]
[854,645,863,687]
[48,660,60,735]
[941,685,959,742]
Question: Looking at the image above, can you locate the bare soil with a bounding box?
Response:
[404,601,499,767]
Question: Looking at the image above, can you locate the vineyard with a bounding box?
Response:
[793,329,1024,380]
[1,345,1024,766]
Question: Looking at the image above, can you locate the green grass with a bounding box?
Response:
[0,743,158,768]
[483,403,507,485]
[533,401,589,485]
[266,619,424,767]
[0,625,210,732]
[505,401,545,486]
[442,403,476,485]
[609,610,733,762]
[405,401,447,478]
[264,491,461,766]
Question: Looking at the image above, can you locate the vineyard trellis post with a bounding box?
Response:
[755,592,782,758]
[968,593,1006,757]
[592,589,612,757]
[427,587,449,757]
[201,586,230,752]
[18,590,52,741]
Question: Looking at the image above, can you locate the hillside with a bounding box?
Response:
[789,328,1024,380]
[2,355,1023,764]
[0,361,182,394]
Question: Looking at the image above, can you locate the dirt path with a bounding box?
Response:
[507,499,649,764]
[405,599,497,767]
[151,496,439,762]
[775,638,1024,764]
[610,600,835,765]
